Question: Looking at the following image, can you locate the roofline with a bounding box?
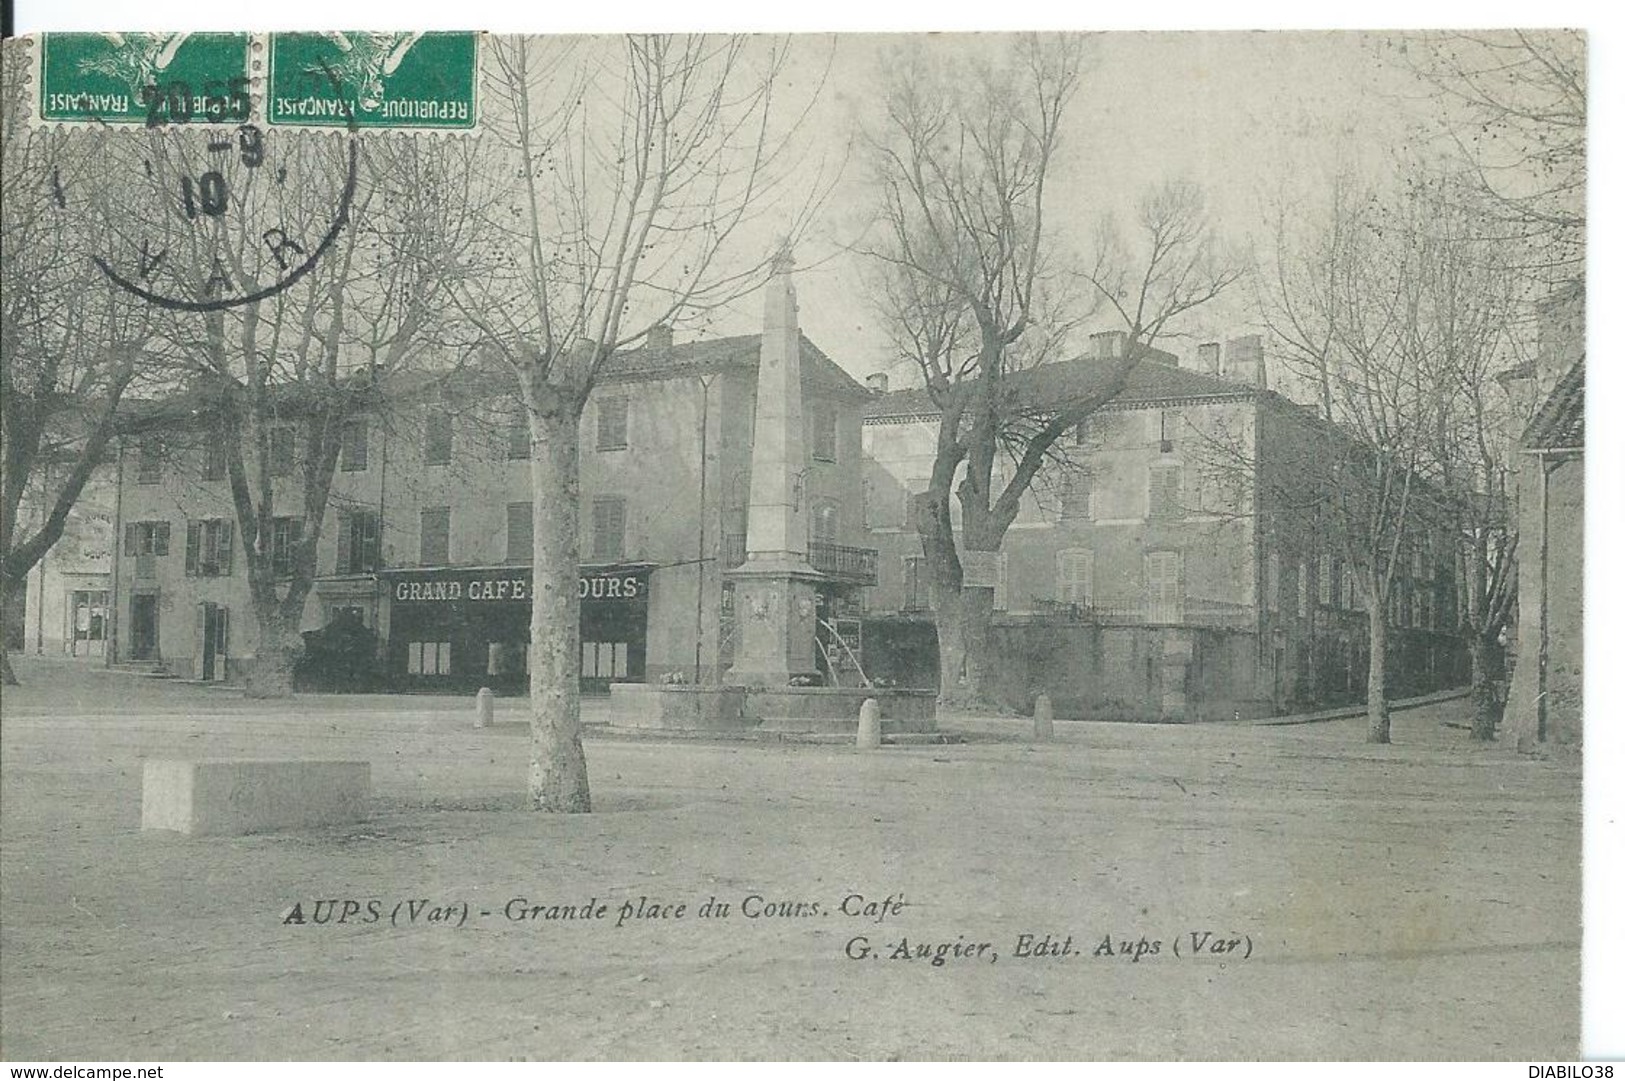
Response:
[864,387,1260,424]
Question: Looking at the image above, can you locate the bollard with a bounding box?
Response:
[856,697,882,750]
[1033,693,1055,741]
[475,686,494,729]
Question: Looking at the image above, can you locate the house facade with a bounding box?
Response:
[107,285,877,690]
[859,333,1465,720]
[1505,281,1585,750]
[11,474,114,660]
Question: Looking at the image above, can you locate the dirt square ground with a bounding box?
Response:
[0,658,1581,1060]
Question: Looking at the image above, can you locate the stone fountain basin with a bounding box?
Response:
[607,684,937,733]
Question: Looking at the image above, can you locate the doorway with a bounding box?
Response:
[197,602,228,681]
[130,594,159,660]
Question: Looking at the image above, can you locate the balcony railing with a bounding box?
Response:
[720,533,879,587]
[809,542,879,586]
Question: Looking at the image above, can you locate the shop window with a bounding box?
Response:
[424,411,453,465]
[581,640,630,680]
[340,420,368,472]
[1056,548,1094,606]
[592,497,626,561]
[185,519,234,577]
[269,426,296,477]
[596,396,629,451]
[420,506,451,565]
[136,437,163,484]
[269,517,304,578]
[336,510,380,574]
[408,641,452,675]
[812,405,838,462]
[507,502,533,564]
[1146,550,1183,623]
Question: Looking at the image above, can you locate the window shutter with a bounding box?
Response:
[124,523,139,557]
[185,522,201,573]
[508,411,530,459]
[424,411,453,465]
[593,498,626,560]
[507,502,533,564]
[218,521,234,574]
[336,513,352,574]
[597,397,629,451]
[421,507,451,565]
[269,426,294,477]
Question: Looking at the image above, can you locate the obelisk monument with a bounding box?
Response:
[724,248,823,686]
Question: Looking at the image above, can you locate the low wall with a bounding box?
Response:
[607,683,937,733]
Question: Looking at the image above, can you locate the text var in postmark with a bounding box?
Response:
[267,32,479,132]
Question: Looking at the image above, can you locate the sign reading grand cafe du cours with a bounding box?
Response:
[388,567,649,606]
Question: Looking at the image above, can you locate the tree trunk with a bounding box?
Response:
[1,573,24,686]
[1467,632,1504,741]
[1366,613,1391,744]
[245,610,297,699]
[527,408,591,813]
[936,583,996,710]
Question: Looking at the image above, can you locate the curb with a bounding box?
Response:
[1245,687,1472,727]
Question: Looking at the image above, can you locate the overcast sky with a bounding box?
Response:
[677,31,1455,382]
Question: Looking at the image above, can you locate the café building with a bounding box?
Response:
[105,262,880,690]
[381,563,654,693]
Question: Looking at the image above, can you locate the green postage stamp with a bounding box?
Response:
[32,31,479,131]
[267,32,479,130]
[36,32,253,125]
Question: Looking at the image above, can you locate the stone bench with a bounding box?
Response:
[141,759,371,836]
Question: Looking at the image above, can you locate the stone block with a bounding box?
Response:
[856,698,881,749]
[142,759,371,836]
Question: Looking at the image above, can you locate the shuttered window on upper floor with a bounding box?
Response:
[596,396,629,451]
[420,506,451,565]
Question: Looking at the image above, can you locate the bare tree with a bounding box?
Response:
[864,34,1240,707]
[442,35,826,811]
[0,49,159,685]
[1400,30,1585,281]
[1266,173,1472,743]
[112,131,481,696]
[1405,173,1532,740]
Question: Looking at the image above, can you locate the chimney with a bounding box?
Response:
[1223,335,1267,389]
[1090,330,1128,360]
[865,372,890,395]
[645,324,673,353]
[1197,342,1221,375]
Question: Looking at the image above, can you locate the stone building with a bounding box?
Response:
[105,265,878,690]
[1504,281,1585,749]
[859,333,1465,720]
[11,475,114,660]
